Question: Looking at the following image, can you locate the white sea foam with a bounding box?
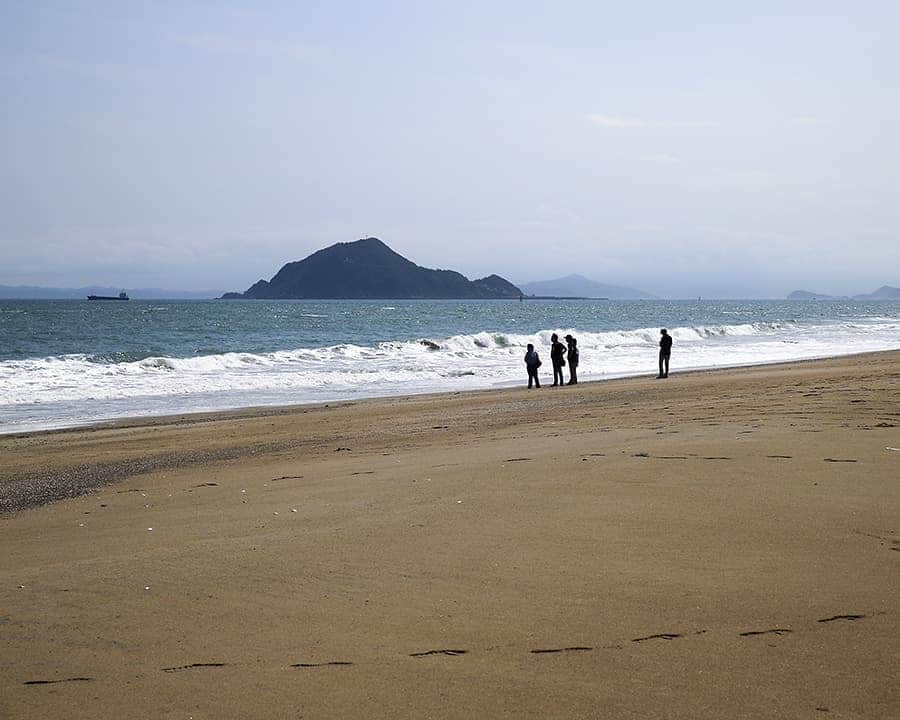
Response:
[1,318,898,433]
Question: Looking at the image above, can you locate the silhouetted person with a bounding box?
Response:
[565,334,579,385]
[658,328,672,378]
[550,333,566,386]
[524,343,542,389]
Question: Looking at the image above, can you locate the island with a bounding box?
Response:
[222,237,523,300]
[853,285,900,300]
[787,285,900,301]
[519,274,655,299]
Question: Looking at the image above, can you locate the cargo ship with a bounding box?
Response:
[87,291,129,301]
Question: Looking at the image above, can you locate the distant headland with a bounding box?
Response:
[221,237,523,300]
[788,285,900,301]
[518,274,655,300]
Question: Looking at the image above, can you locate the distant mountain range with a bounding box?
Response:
[788,285,900,301]
[222,237,523,300]
[518,274,656,299]
[0,285,221,300]
[4,270,895,304]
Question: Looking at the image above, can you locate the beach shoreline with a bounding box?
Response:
[1,349,897,514]
[1,350,898,718]
[4,297,899,437]
[4,346,898,440]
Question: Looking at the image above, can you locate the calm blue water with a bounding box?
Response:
[1,298,898,433]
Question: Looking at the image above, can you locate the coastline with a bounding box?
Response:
[1,349,898,513]
[4,297,899,436]
[4,345,899,438]
[1,350,898,718]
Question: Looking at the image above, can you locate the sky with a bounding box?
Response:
[1,1,898,298]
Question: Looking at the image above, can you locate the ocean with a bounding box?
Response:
[1,298,898,435]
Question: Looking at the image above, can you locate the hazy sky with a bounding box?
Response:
[2,1,898,297]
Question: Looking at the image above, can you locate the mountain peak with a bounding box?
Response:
[519,274,655,299]
[224,238,522,300]
[852,285,900,300]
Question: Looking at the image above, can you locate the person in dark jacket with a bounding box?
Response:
[524,343,541,389]
[565,334,579,385]
[549,333,566,386]
[658,328,672,378]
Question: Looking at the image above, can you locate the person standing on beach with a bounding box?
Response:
[565,335,579,385]
[524,343,542,389]
[658,328,672,378]
[549,333,566,386]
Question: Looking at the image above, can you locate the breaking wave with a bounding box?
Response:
[1,317,897,433]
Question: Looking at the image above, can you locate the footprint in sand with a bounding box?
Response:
[290,661,353,668]
[631,633,682,642]
[818,614,866,623]
[410,649,467,657]
[739,628,793,637]
[24,677,93,686]
[161,662,227,673]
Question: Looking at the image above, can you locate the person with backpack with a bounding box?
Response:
[565,334,579,385]
[524,343,542,389]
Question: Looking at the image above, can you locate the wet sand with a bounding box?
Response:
[1,351,898,719]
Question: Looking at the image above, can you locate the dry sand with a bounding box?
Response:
[1,352,898,719]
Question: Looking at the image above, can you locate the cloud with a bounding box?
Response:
[586,114,721,130]
[645,152,680,164]
[173,31,245,54]
[171,31,330,63]
[587,114,650,129]
[789,116,821,127]
[533,203,583,226]
[32,53,127,81]
[621,223,667,233]
[683,170,779,192]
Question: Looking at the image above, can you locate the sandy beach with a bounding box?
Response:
[1,351,898,719]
